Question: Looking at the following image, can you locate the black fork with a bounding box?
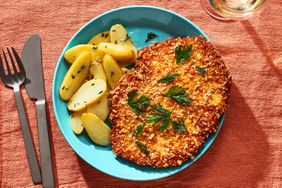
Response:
[0,48,42,184]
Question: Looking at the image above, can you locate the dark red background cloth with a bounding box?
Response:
[0,0,281,187]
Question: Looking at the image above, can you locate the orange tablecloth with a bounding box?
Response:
[1,0,281,187]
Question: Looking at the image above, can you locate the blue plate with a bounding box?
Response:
[52,6,224,181]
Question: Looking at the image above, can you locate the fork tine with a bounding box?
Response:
[7,48,18,73]
[0,54,6,78]
[2,49,11,74]
[11,47,25,76]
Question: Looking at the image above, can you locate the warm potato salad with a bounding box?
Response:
[60,24,136,146]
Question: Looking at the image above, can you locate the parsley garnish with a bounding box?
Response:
[135,141,149,155]
[145,104,171,131]
[172,119,187,133]
[163,85,192,105]
[133,125,144,136]
[124,34,130,42]
[175,45,193,64]
[196,66,206,76]
[145,32,158,42]
[157,73,180,83]
[128,90,151,114]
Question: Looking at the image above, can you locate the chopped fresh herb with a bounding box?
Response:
[91,83,95,86]
[145,104,171,131]
[135,141,149,155]
[171,119,187,133]
[105,33,109,38]
[112,29,116,32]
[93,46,98,50]
[157,73,180,83]
[163,85,192,105]
[196,66,206,76]
[81,65,86,70]
[71,74,75,79]
[175,45,193,64]
[62,86,65,90]
[133,125,144,136]
[128,90,151,114]
[128,90,137,101]
[98,90,103,94]
[159,116,170,131]
[145,32,158,42]
[124,34,130,42]
[84,101,87,104]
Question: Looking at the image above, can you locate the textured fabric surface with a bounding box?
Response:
[0,0,281,187]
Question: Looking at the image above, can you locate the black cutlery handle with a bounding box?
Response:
[35,100,54,188]
[14,87,42,184]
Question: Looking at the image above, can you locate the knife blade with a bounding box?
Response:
[22,35,55,188]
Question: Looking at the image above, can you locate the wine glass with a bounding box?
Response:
[201,0,267,20]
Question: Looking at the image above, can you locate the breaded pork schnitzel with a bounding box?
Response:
[109,36,231,168]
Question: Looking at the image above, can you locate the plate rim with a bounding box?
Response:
[52,5,223,181]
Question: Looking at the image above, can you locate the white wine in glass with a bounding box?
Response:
[201,0,267,20]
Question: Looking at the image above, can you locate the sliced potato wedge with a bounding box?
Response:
[64,44,104,63]
[110,24,127,44]
[87,95,109,121]
[68,79,107,111]
[88,31,110,45]
[98,42,135,64]
[60,51,91,100]
[102,54,124,89]
[70,110,85,134]
[110,24,137,67]
[88,61,107,83]
[81,113,111,146]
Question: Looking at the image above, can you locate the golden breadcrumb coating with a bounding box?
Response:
[109,36,231,168]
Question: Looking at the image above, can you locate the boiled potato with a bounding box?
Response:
[70,110,85,134]
[110,24,137,67]
[88,31,110,45]
[110,24,127,44]
[87,95,109,121]
[60,51,91,100]
[102,54,123,89]
[88,61,107,83]
[64,44,104,63]
[98,42,135,64]
[68,79,107,111]
[81,113,111,146]
[121,67,130,74]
